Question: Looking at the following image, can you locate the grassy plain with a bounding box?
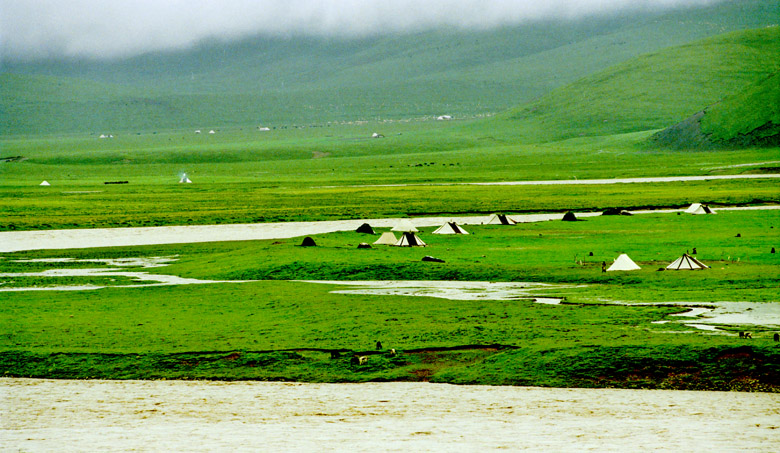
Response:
[2,19,780,389]
[2,210,778,390]
[2,122,780,230]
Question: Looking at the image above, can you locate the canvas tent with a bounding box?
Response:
[685,203,716,215]
[432,221,469,235]
[300,237,317,247]
[392,219,419,232]
[179,173,192,183]
[607,254,641,271]
[394,232,427,247]
[373,231,398,245]
[39,180,50,186]
[666,253,709,270]
[486,214,516,225]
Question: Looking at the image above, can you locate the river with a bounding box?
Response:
[1,206,777,253]
[2,379,778,452]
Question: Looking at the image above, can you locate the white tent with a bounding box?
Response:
[179,173,192,183]
[392,219,419,232]
[666,253,709,270]
[373,231,398,245]
[394,232,427,247]
[39,180,50,186]
[209,130,216,134]
[607,254,641,271]
[486,214,516,225]
[432,221,469,235]
[685,203,716,215]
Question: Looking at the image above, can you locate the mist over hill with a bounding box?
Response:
[1,0,778,136]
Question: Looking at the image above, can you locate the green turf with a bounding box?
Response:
[1,210,778,388]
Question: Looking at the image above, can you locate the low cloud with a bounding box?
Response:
[1,0,725,60]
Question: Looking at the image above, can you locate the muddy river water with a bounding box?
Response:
[2,379,779,452]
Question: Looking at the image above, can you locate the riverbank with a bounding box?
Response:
[3,343,779,392]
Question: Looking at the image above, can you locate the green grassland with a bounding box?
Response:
[1,210,778,389]
[2,9,780,389]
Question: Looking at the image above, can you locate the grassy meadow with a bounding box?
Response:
[2,209,778,390]
[2,12,780,389]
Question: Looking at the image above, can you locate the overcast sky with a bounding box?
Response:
[1,0,725,60]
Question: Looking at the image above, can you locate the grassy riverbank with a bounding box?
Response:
[2,210,778,390]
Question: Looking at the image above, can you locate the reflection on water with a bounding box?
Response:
[306,280,780,330]
[0,256,251,292]
[2,379,779,452]
[303,280,576,302]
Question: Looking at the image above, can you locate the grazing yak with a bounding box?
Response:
[351,355,368,365]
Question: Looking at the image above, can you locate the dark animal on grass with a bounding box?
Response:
[360,356,368,365]
[422,255,445,263]
[739,331,752,339]
[774,333,779,342]
[351,355,368,365]
[376,341,383,350]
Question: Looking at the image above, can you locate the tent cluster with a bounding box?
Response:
[352,218,470,248]
[387,220,426,247]
[606,252,709,271]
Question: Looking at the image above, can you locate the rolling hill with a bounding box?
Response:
[651,70,780,148]
[491,26,780,143]
[1,0,778,135]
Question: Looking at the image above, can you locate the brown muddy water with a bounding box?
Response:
[2,379,779,452]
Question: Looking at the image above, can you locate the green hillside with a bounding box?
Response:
[492,26,780,143]
[701,71,780,145]
[651,70,780,148]
[1,0,778,135]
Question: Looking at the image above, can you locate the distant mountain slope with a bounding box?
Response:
[1,0,778,135]
[493,26,780,143]
[651,70,780,148]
